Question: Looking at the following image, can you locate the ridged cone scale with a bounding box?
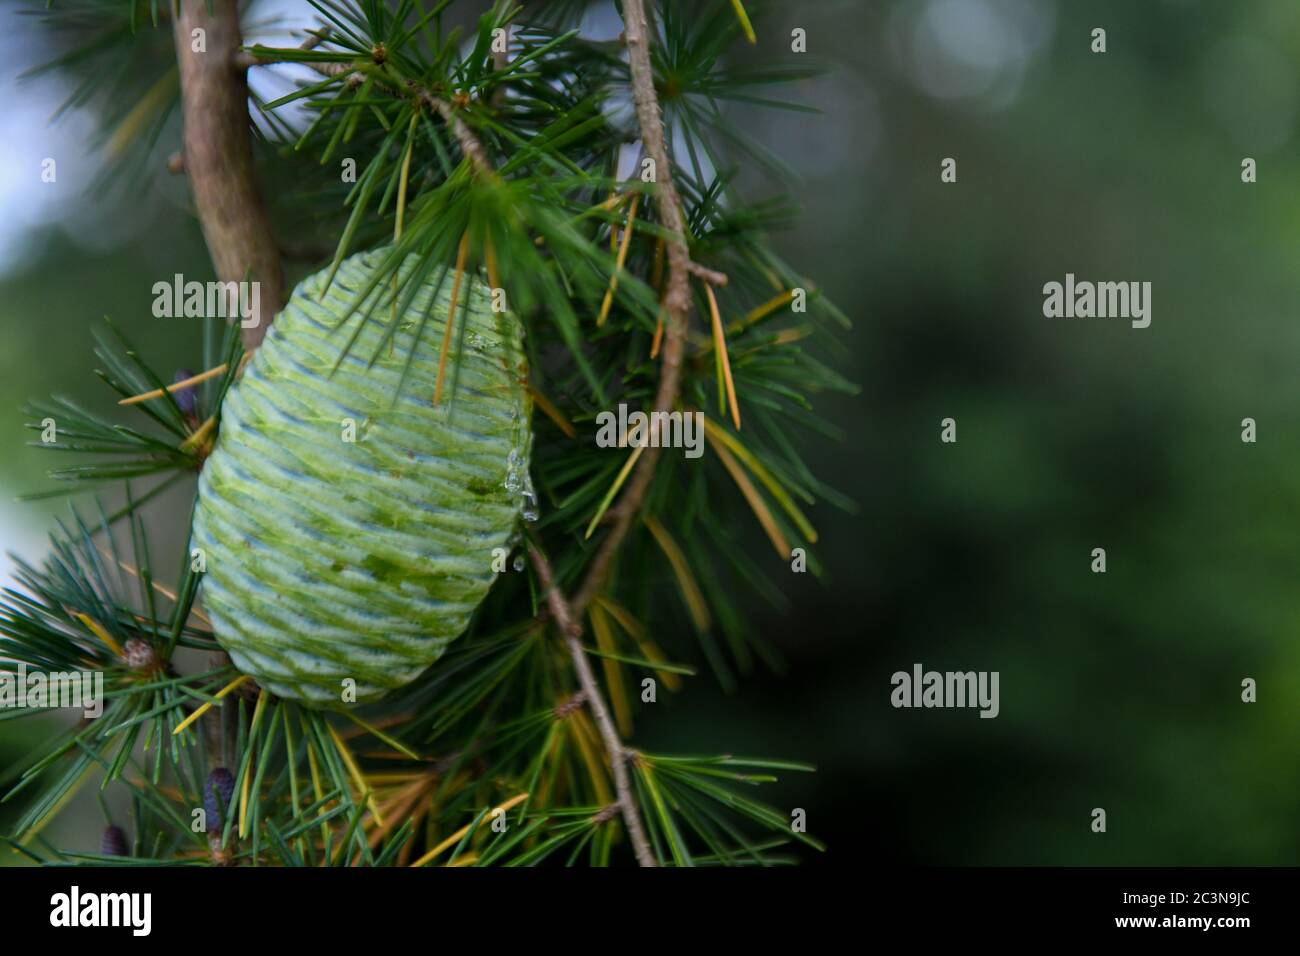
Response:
[191,249,533,705]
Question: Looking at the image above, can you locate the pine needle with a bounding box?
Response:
[584,442,646,539]
[770,326,812,347]
[525,382,576,438]
[327,722,385,827]
[394,116,417,242]
[18,760,95,844]
[98,548,212,625]
[729,0,758,44]
[484,233,501,292]
[106,68,178,159]
[589,603,631,736]
[703,417,818,543]
[729,288,796,334]
[172,674,250,736]
[408,792,529,867]
[649,237,667,358]
[433,230,470,406]
[179,414,217,453]
[304,726,329,847]
[644,515,711,632]
[594,596,683,691]
[72,612,124,658]
[283,708,300,818]
[568,710,614,805]
[708,434,790,559]
[340,710,421,760]
[704,283,741,430]
[118,363,228,406]
[391,112,418,337]
[368,773,436,847]
[596,194,639,327]
[238,694,266,839]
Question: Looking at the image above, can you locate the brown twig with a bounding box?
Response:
[233,26,331,70]
[514,0,709,858]
[421,93,495,177]
[526,0,723,863]
[687,261,728,286]
[571,0,715,617]
[172,0,285,351]
[171,3,284,862]
[529,545,657,867]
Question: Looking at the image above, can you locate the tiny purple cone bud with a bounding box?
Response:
[205,767,236,832]
[101,825,129,857]
[173,368,198,417]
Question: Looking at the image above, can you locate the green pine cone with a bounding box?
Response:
[191,248,534,706]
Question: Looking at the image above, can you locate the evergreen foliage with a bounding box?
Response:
[2,0,851,867]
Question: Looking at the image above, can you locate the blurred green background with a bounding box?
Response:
[1,0,1296,864]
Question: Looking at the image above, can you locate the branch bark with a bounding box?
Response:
[172,0,285,350]
[524,0,711,862]
[171,2,284,861]
[535,0,716,862]
[571,0,702,616]
[529,545,657,867]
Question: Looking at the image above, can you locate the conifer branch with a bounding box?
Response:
[572,0,718,617]
[9,0,834,869]
[171,0,285,350]
[419,93,495,177]
[250,37,495,177]
[233,27,331,70]
[523,0,722,863]
[528,544,658,867]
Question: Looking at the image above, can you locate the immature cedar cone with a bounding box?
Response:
[205,767,236,832]
[191,249,533,705]
[173,368,199,417]
[100,824,129,857]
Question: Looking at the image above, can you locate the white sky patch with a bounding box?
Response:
[244,0,326,139]
[0,499,49,593]
[0,7,103,278]
[0,0,323,283]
